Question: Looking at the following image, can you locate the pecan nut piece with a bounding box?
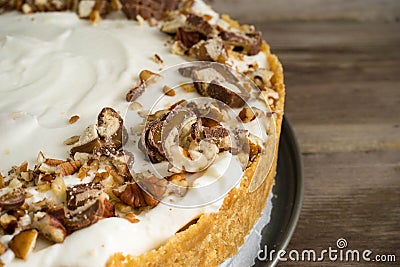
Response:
[56,160,81,176]
[116,177,166,208]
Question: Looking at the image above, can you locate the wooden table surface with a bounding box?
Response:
[255,21,400,265]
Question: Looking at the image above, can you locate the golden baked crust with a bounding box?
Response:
[106,41,285,267]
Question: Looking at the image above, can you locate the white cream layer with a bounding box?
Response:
[0,6,270,267]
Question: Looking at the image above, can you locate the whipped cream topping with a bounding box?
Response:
[0,3,271,266]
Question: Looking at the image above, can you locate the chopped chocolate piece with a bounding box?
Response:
[97,107,124,149]
[63,199,104,232]
[219,30,262,56]
[178,66,197,78]
[0,187,26,211]
[70,125,103,156]
[161,13,186,33]
[0,0,16,13]
[33,212,67,243]
[191,66,250,108]
[70,138,102,156]
[203,126,229,141]
[126,83,146,102]
[190,118,203,141]
[185,13,214,36]
[120,0,180,21]
[139,117,167,163]
[175,28,203,49]
[66,182,103,210]
[24,0,69,13]
[189,37,227,62]
[238,106,256,123]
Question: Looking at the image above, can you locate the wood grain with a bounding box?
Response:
[206,0,400,22]
[254,21,400,265]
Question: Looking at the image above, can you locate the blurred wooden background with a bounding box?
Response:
[207,0,400,266]
[207,0,400,22]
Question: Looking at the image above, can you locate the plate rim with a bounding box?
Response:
[267,116,304,267]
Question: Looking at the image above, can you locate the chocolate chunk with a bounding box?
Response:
[185,14,214,36]
[70,138,103,156]
[203,126,229,141]
[205,83,248,108]
[191,66,250,108]
[190,118,203,141]
[219,30,262,56]
[66,183,103,210]
[120,0,180,20]
[64,199,104,232]
[0,188,26,211]
[126,83,146,102]
[139,117,167,163]
[175,28,203,49]
[97,107,125,150]
[24,0,69,12]
[189,37,227,62]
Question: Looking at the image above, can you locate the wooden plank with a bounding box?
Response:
[283,150,400,265]
[256,22,400,153]
[249,21,400,265]
[206,0,400,22]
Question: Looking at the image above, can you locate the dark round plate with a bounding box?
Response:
[253,116,304,267]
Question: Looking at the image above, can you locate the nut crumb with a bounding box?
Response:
[136,15,145,25]
[124,213,140,223]
[69,115,80,124]
[238,107,256,123]
[90,10,101,25]
[152,53,164,64]
[163,85,176,96]
[63,135,80,146]
[180,83,195,93]
[139,69,161,84]
[129,102,143,111]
